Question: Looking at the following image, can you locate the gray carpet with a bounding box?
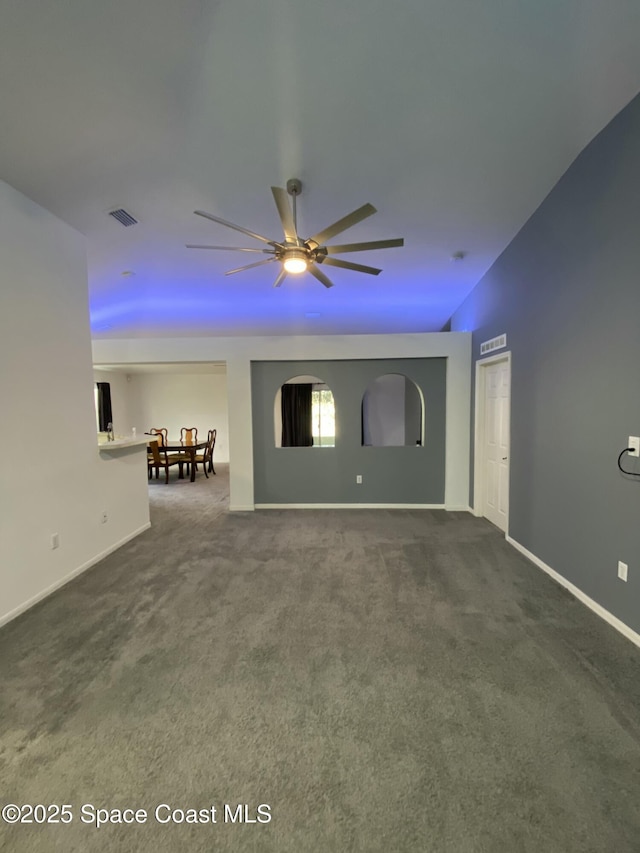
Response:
[2,464,640,852]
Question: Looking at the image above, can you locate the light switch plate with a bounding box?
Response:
[628,436,640,458]
[618,561,628,582]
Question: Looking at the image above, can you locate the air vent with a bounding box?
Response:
[480,334,507,355]
[108,208,138,227]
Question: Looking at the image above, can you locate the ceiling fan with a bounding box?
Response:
[186,178,404,288]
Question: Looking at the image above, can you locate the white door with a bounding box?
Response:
[483,360,510,531]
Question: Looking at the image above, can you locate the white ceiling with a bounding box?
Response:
[2,1,640,338]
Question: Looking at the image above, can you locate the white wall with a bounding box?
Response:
[0,181,151,627]
[92,333,472,511]
[125,370,229,462]
[362,373,406,446]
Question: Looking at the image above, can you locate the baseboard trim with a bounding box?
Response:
[254,503,446,510]
[506,535,640,650]
[0,522,151,629]
[229,505,255,512]
[445,505,473,513]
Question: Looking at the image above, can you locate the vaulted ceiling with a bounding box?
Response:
[2,1,640,338]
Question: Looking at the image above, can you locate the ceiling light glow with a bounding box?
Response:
[283,250,308,274]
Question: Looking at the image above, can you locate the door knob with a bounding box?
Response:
[502,457,508,461]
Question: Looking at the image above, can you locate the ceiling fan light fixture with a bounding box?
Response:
[188,179,404,288]
[283,249,308,274]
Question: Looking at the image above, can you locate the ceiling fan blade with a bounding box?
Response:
[307,203,377,248]
[224,258,278,276]
[273,268,288,288]
[194,210,281,248]
[319,256,381,276]
[322,238,404,255]
[308,263,334,289]
[271,186,298,243]
[186,244,274,253]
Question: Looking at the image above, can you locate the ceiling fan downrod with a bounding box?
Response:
[286,178,302,245]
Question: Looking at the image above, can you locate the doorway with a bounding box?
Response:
[474,353,511,533]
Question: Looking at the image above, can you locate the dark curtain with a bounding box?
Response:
[96,382,113,431]
[281,383,313,447]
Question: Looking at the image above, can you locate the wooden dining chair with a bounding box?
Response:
[147,429,169,478]
[180,427,198,445]
[180,427,198,474]
[149,427,168,446]
[148,441,182,484]
[207,428,217,474]
[193,429,217,478]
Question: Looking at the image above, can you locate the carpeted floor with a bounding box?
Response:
[1,464,640,852]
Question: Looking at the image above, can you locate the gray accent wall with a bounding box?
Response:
[251,359,446,504]
[450,92,640,635]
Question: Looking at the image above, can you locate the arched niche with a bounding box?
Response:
[361,373,424,447]
[274,375,336,447]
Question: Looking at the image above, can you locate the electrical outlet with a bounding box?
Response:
[101,511,108,524]
[51,533,60,550]
[628,437,640,458]
[618,561,628,582]
[356,475,363,484]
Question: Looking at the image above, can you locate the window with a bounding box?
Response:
[311,387,335,447]
[95,382,113,432]
[275,375,335,447]
[361,373,423,447]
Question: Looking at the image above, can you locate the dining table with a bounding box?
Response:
[147,436,209,482]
